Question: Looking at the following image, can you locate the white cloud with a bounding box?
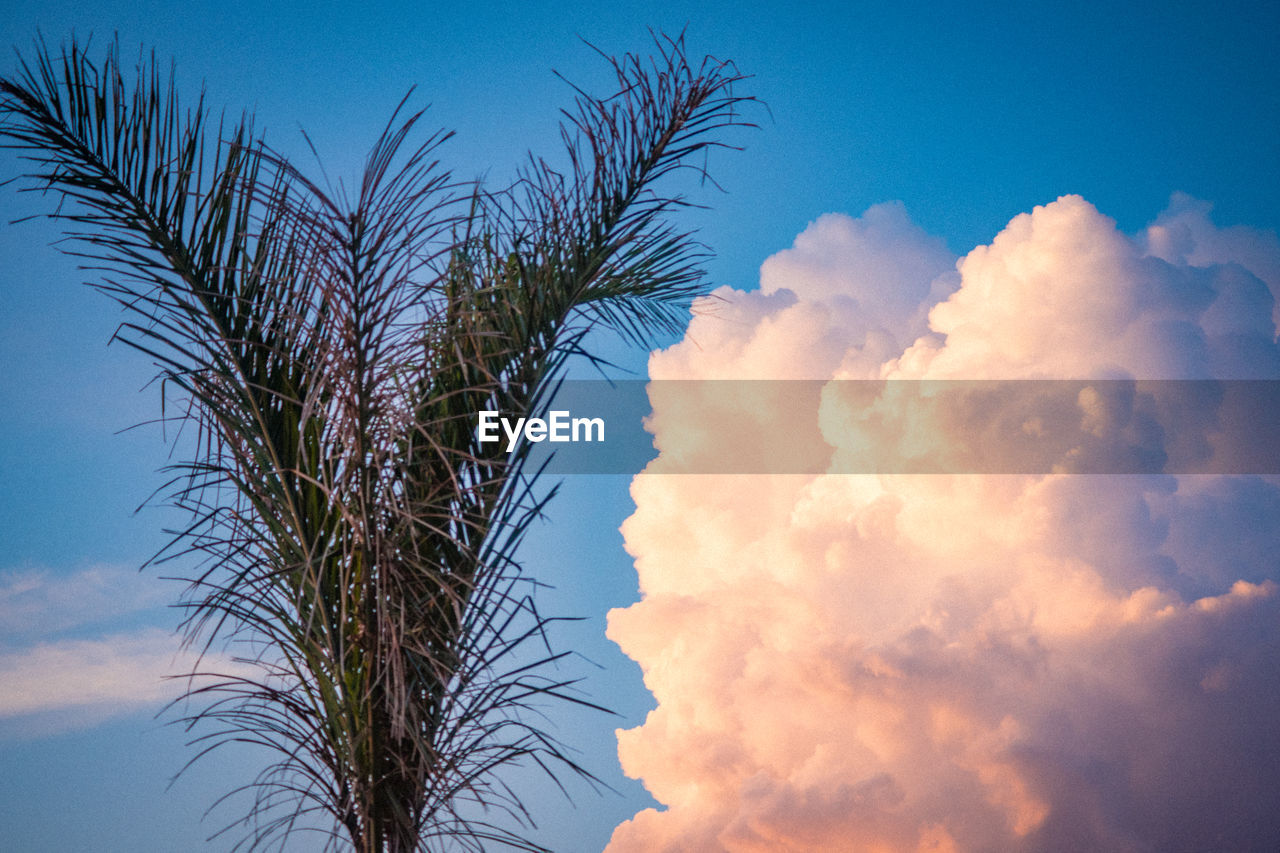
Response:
[0,564,169,639]
[886,195,1280,379]
[0,628,190,718]
[608,196,1280,851]
[655,202,956,382]
[0,564,247,734]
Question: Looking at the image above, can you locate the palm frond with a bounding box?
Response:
[1,30,753,852]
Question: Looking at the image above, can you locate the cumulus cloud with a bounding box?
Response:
[655,201,957,382]
[887,195,1280,380]
[607,196,1280,851]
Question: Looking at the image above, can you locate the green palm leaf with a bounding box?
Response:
[1,30,752,852]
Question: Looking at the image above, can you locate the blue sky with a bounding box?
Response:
[2,1,1279,851]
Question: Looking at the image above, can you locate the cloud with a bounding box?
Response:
[0,628,189,718]
[654,202,957,382]
[0,565,247,735]
[0,564,168,639]
[607,196,1280,851]
[1144,192,1280,330]
[887,194,1280,380]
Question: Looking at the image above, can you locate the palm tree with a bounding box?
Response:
[0,33,751,851]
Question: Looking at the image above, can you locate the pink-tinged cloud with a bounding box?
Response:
[607,196,1280,851]
[0,628,190,718]
[0,564,167,638]
[0,566,253,735]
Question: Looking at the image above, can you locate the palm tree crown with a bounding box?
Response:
[0,32,752,852]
